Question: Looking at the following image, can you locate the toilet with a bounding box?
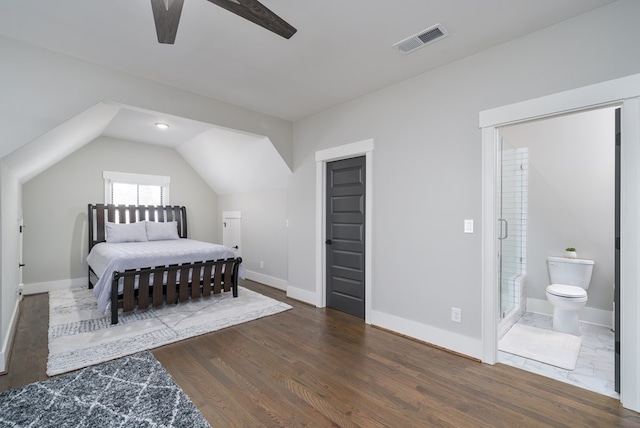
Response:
[546,256,594,335]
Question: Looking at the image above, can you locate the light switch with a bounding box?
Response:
[464,219,474,234]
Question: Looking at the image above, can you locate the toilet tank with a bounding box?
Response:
[547,256,594,289]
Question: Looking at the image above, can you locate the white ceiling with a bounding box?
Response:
[103,107,213,148]
[0,0,616,193]
[0,0,615,121]
[2,101,292,194]
[103,106,291,195]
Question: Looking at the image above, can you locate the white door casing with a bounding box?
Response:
[480,73,640,413]
[315,139,374,324]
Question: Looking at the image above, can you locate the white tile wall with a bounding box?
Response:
[498,148,528,335]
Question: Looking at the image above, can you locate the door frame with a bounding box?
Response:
[480,73,640,412]
[315,139,374,324]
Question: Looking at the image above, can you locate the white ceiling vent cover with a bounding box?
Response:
[393,24,449,54]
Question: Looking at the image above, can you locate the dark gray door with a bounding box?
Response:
[326,156,365,318]
[615,107,621,393]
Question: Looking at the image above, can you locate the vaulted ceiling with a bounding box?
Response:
[0,0,616,192]
[0,0,614,121]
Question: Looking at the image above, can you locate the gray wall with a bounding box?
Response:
[22,136,219,286]
[0,35,293,169]
[288,0,640,342]
[0,25,292,368]
[2,0,639,363]
[499,108,615,311]
[218,189,288,281]
[0,161,21,369]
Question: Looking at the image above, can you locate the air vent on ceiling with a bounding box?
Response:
[393,24,449,54]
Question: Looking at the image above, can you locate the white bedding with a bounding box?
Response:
[87,239,244,313]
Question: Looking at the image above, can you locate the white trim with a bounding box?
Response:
[222,211,242,219]
[481,126,499,364]
[23,277,86,295]
[103,170,171,205]
[315,139,374,324]
[103,171,171,186]
[371,310,482,360]
[245,270,288,291]
[314,140,374,163]
[0,299,20,373]
[286,284,317,305]
[480,72,640,412]
[479,74,640,128]
[620,97,640,411]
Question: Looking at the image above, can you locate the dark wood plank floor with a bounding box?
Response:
[2,280,639,427]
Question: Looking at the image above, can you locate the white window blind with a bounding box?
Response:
[104,171,170,205]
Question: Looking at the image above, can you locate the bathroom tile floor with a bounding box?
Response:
[498,312,617,399]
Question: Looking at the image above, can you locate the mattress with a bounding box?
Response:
[87,239,244,313]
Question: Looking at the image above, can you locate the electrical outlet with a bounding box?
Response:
[451,307,462,323]
[260,261,264,269]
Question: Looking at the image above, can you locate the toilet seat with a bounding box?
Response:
[546,283,587,299]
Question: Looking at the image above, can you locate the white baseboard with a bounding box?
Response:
[0,299,20,373]
[245,270,288,291]
[281,286,482,359]
[527,297,613,328]
[24,277,87,295]
[371,310,482,360]
[286,285,316,305]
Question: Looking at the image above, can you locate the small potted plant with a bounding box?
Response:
[565,247,577,259]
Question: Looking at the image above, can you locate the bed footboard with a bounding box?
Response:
[110,257,242,324]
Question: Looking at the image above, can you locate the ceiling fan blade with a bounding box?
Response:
[206,0,297,39]
[150,0,185,44]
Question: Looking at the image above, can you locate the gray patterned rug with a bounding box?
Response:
[48,286,291,376]
[0,352,210,427]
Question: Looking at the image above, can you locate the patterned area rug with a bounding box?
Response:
[0,352,210,427]
[48,286,291,376]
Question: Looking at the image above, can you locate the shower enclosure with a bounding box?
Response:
[497,136,528,338]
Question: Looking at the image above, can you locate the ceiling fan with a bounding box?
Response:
[150,0,297,44]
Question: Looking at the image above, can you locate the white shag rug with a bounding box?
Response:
[48,286,291,376]
[499,323,582,370]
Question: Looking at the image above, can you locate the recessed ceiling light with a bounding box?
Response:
[155,122,170,130]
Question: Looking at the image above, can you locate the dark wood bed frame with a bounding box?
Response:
[88,204,242,324]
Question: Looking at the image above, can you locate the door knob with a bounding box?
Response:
[233,245,239,249]
[325,239,332,245]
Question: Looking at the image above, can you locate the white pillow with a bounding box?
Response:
[145,220,180,241]
[105,221,148,243]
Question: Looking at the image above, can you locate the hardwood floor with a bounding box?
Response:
[2,280,640,427]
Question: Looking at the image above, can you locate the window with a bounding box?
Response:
[103,171,170,206]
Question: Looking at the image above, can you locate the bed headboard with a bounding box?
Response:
[88,204,188,251]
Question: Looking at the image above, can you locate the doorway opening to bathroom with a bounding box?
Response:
[481,74,640,413]
[494,106,618,398]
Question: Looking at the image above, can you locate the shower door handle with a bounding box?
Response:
[498,218,509,240]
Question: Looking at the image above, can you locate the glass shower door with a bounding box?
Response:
[497,136,527,324]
